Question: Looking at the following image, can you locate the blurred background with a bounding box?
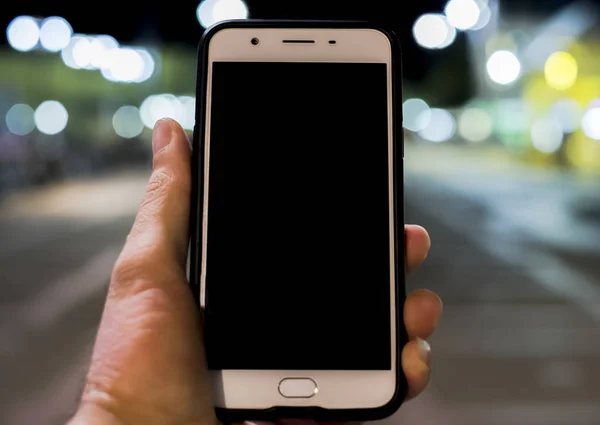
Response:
[1,0,600,424]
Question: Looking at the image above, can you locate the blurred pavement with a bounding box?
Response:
[1,147,600,425]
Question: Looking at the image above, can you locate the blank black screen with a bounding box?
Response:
[204,62,391,370]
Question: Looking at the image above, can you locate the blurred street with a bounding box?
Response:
[2,0,600,423]
[0,146,599,425]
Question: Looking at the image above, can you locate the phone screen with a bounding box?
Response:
[204,62,392,371]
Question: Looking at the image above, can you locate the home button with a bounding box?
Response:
[278,378,318,398]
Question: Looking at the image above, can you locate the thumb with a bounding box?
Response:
[111,118,191,298]
[81,119,213,425]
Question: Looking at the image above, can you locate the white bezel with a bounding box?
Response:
[201,27,396,410]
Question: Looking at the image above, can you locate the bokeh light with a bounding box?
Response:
[72,37,95,68]
[150,94,180,126]
[551,99,582,134]
[197,0,249,29]
[39,17,72,52]
[60,35,85,69]
[6,16,40,52]
[92,35,120,69]
[134,49,156,83]
[140,95,158,129]
[544,52,578,91]
[62,34,153,83]
[487,50,521,85]
[213,0,249,23]
[438,23,457,49]
[445,0,481,31]
[413,14,456,50]
[494,98,531,134]
[530,116,564,153]
[178,96,197,131]
[34,101,69,135]
[582,107,600,140]
[5,104,36,136]
[197,0,218,28]
[418,109,456,142]
[470,3,492,31]
[103,48,145,83]
[140,94,195,130]
[458,108,493,142]
[403,99,431,132]
[113,106,144,139]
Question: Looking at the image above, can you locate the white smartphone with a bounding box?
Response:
[190,20,405,422]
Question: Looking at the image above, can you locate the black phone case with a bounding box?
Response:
[189,19,407,423]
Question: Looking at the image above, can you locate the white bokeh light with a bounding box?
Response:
[134,49,155,82]
[212,0,249,22]
[60,35,84,69]
[72,37,95,68]
[178,96,196,130]
[418,109,457,142]
[487,50,521,85]
[413,14,455,50]
[197,0,218,28]
[104,48,144,82]
[438,24,457,49]
[582,107,600,140]
[470,2,492,31]
[403,99,431,132]
[90,35,120,69]
[445,0,481,30]
[39,16,72,52]
[6,104,36,136]
[458,108,493,142]
[141,94,178,129]
[96,35,120,50]
[140,94,194,129]
[531,116,563,153]
[70,35,122,71]
[551,99,582,134]
[34,101,69,135]
[140,95,157,129]
[94,44,154,83]
[197,0,249,29]
[113,106,144,139]
[6,16,40,52]
[151,94,179,123]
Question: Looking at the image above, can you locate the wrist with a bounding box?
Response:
[68,403,126,425]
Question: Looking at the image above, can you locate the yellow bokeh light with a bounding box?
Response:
[545,52,578,90]
[565,131,600,171]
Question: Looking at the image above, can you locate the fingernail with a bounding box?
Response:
[418,338,431,365]
[152,119,173,155]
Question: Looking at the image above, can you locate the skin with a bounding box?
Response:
[68,119,443,425]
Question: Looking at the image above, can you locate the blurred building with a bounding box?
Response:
[0,20,198,191]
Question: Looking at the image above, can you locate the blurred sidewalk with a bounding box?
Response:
[401,144,600,425]
[405,142,600,255]
[0,171,149,260]
[0,170,149,221]
[0,171,149,425]
[1,149,599,425]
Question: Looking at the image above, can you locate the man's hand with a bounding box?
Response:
[69,119,442,425]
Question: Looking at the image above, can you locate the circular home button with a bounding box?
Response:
[278,378,318,398]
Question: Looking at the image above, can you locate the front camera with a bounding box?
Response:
[251,37,260,46]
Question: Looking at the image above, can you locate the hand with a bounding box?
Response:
[69,119,443,425]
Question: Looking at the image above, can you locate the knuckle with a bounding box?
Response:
[110,249,184,299]
[142,170,174,208]
[111,255,150,291]
[140,169,190,212]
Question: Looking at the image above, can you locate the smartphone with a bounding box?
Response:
[189,20,406,422]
